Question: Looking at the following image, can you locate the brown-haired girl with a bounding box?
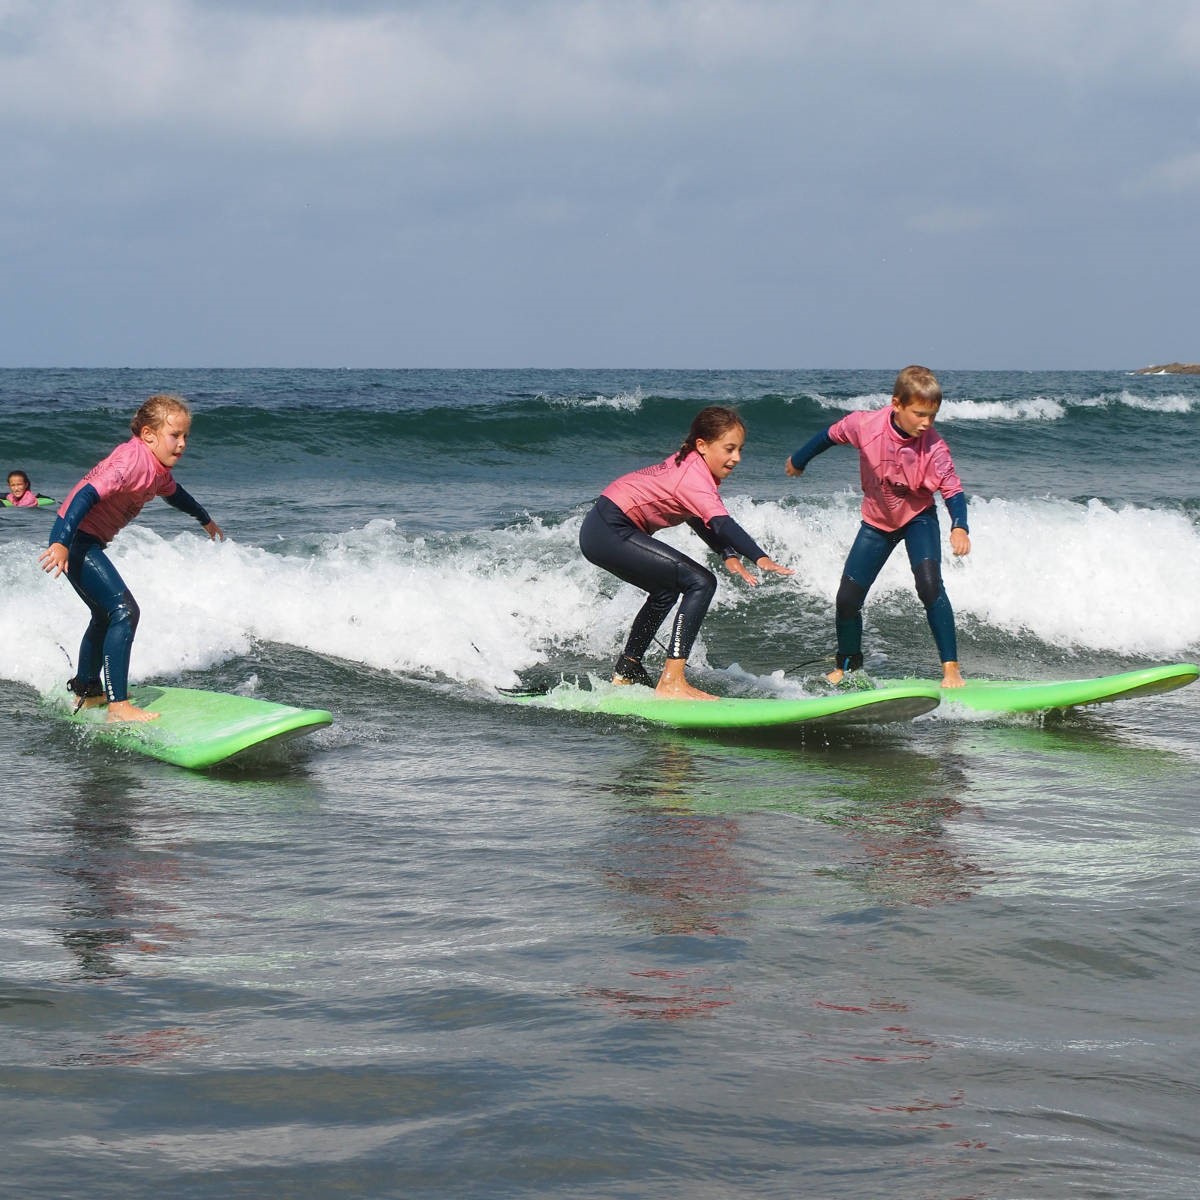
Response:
[579,405,792,700]
[38,394,225,723]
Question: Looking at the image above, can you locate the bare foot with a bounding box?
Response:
[941,662,966,688]
[79,695,108,710]
[654,657,718,701]
[825,668,845,685]
[106,700,160,724]
[655,678,718,701]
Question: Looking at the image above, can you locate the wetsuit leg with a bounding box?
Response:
[65,536,141,703]
[580,500,718,662]
[902,508,958,664]
[835,522,901,670]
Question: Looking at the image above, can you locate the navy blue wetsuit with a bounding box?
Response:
[50,483,210,702]
[791,422,969,672]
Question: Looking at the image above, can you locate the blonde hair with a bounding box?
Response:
[131,394,191,437]
[893,365,942,407]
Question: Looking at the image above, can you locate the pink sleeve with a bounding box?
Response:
[826,411,864,446]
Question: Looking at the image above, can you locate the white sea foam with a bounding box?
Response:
[937,397,1067,421]
[544,387,644,411]
[3,494,1198,697]
[1109,390,1194,413]
[733,493,1200,659]
[816,390,1195,420]
[814,391,891,412]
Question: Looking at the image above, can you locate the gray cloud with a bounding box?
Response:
[2,0,1199,367]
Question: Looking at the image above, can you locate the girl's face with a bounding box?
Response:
[695,424,745,482]
[142,411,192,468]
[7,475,28,499]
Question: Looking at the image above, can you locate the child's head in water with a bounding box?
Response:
[6,471,31,500]
[132,394,192,470]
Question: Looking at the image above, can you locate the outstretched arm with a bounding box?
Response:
[165,484,225,541]
[690,514,793,587]
[785,428,836,476]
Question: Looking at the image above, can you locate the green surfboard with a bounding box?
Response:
[62,684,333,769]
[511,681,942,729]
[926,663,1198,714]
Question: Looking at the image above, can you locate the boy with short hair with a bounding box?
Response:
[785,364,972,687]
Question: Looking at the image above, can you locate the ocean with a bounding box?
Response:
[1,367,1198,1199]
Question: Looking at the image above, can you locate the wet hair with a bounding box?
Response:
[7,470,31,487]
[893,365,942,407]
[675,405,746,465]
[131,394,191,437]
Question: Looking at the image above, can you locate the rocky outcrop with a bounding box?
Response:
[1134,362,1200,374]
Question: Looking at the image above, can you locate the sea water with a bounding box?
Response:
[1,368,1198,1198]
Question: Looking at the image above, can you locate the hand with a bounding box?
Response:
[38,542,68,577]
[204,520,226,542]
[950,527,971,557]
[785,458,804,477]
[756,556,795,577]
[724,556,759,586]
[724,556,795,586]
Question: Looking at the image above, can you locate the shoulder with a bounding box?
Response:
[830,407,878,439]
[98,437,144,468]
[679,450,718,487]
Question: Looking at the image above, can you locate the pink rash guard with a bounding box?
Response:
[57,437,178,544]
[601,450,728,534]
[5,490,39,507]
[828,407,964,532]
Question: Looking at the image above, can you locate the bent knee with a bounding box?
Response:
[912,559,944,607]
[110,590,141,631]
[835,574,866,618]
[679,562,718,601]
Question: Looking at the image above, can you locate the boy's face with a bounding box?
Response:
[8,475,28,498]
[891,395,940,438]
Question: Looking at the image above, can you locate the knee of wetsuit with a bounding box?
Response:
[680,562,718,603]
[110,591,141,633]
[835,575,866,619]
[912,559,943,608]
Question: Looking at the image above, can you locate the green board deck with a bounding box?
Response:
[62,684,333,769]
[926,663,1199,714]
[511,681,942,729]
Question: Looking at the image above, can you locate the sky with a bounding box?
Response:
[1,0,1199,369]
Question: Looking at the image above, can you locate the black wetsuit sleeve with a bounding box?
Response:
[686,517,734,558]
[789,428,836,471]
[945,490,969,532]
[687,515,767,562]
[49,484,100,547]
[164,484,211,526]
